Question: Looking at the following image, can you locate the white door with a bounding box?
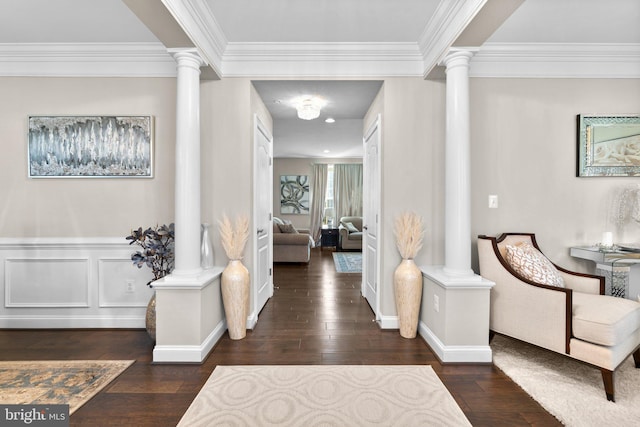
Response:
[363,115,381,319]
[252,115,273,327]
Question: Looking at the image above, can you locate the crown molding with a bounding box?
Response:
[418,0,487,78]
[471,43,640,78]
[221,42,424,77]
[0,43,176,77]
[0,41,637,79]
[161,0,226,78]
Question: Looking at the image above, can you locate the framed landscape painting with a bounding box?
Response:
[28,115,153,178]
[577,114,640,177]
[280,175,310,214]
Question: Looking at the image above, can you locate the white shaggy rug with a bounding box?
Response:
[491,334,640,427]
[178,365,471,427]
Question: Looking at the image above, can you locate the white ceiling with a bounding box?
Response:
[0,0,638,158]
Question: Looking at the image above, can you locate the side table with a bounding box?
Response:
[321,227,339,250]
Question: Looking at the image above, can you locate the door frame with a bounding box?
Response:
[250,113,273,329]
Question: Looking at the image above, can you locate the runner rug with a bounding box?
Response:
[0,360,134,414]
[332,252,362,273]
[178,365,471,426]
[491,334,640,427]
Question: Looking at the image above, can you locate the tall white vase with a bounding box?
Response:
[394,259,423,339]
[221,259,250,340]
[201,223,214,269]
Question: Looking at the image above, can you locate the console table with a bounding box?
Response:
[570,246,640,300]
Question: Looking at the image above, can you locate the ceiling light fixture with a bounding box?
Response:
[325,117,335,123]
[291,96,326,121]
[296,98,321,120]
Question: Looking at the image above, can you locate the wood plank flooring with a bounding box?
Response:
[0,248,560,426]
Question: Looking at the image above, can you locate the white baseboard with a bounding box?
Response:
[419,321,493,363]
[378,314,398,329]
[0,315,145,329]
[153,319,227,363]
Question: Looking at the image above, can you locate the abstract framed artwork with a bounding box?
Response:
[577,114,640,177]
[28,115,153,178]
[280,175,310,214]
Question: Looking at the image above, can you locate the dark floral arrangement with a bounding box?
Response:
[126,223,175,287]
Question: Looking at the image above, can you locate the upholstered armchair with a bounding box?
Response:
[338,216,363,251]
[478,233,640,401]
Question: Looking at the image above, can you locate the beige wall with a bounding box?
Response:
[273,157,362,230]
[365,78,447,316]
[0,77,177,238]
[470,78,640,273]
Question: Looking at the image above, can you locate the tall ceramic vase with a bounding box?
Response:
[221,259,250,340]
[394,259,423,339]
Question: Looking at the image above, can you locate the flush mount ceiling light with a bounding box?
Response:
[292,96,326,121]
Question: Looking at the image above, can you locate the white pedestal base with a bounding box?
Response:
[152,267,226,363]
[420,265,494,363]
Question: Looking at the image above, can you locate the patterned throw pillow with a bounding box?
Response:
[504,242,565,288]
[278,223,298,234]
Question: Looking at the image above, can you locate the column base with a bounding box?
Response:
[419,265,494,363]
[152,267,225,363]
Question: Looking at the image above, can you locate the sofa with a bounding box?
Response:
[272,219,310,263]
[338,216,363,251]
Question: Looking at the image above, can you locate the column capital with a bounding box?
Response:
[168,48,206,71]
[440,48,479,69]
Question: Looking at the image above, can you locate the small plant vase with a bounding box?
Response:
[394,259,423,339]
[221,259,250,340]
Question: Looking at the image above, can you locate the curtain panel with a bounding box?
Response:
[309,163,328,245]
[333,163,363,221]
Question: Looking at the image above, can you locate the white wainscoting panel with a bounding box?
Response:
[98,258,154,308]
[0,238,155,328]
[5,258,90,307]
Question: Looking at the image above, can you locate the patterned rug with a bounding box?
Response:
[178,365,471,426]
[492,335,640,426]
[332,252,362,273]
[0,360,134,414]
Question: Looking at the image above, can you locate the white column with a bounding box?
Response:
[170,49,204,277]
[442,49,476,278]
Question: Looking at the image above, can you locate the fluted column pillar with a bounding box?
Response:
[442,49,476,278]
[170,48,204,277]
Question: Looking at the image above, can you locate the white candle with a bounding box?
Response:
[602,231,613,247]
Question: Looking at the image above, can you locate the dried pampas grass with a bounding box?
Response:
[394,212,424,260]
[218,213,249,260]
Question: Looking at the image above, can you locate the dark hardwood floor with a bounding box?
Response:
[0,248,560,426]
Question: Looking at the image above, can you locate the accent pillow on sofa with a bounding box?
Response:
[278,223,298,234]
[344,222,359,233]
[505,242,565,288]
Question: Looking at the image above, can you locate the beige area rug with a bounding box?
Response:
[178,365,471,426]
[491,335,640,427]
[0,360,134,414]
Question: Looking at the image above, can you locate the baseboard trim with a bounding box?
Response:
[419,321,493,363]
[0,315,145,329]
[152,319,227,363]
[378,314,398,329]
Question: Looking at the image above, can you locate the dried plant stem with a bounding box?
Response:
[394,212,424,260]
[218,214,250,260]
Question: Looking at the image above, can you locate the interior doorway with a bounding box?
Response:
[252,80,383,321]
